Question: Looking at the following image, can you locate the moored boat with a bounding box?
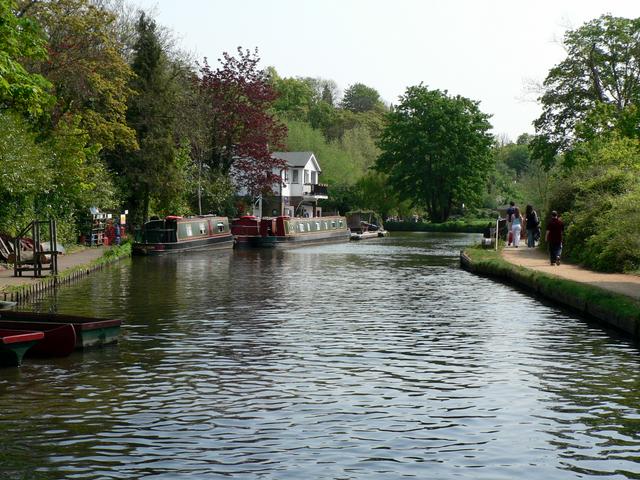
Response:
[133,215,233,255]
[0,311,122,349]
[232,215,350,248]
[0,329,45,367]
[347,210,388,241]
[0,321,76,357]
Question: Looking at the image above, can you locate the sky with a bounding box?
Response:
[133,0,640,141]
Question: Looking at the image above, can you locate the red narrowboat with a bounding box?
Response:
[232,215,350,248]
[0,321,76,357]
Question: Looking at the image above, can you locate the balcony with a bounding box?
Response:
[302,183,328,198]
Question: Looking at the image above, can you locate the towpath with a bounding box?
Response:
[0,247,106,292]
[501,246,640,301]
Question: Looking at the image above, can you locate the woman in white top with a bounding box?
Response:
[511,207,523,247]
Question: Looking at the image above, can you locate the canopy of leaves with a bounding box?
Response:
[197,48,287,198]
[19,0,136,150]
[341,83,383,113]
[533,15,640,164]
[376,85,494,222]
[0,0,52,116]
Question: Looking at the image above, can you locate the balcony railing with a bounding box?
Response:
[303,183,328,196]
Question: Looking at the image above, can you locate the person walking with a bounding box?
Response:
[524,204,539,248]
[511,207,523,248]
[545,210,564,266]
[506,201,516,246]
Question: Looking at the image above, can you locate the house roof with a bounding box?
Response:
[272,151,321,171]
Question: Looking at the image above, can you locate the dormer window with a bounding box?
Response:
[311,171,317,184]
[304,169,310,184]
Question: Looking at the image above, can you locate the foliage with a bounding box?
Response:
[376,85,494,222]
[0,0,52,117]
[387,218,492,233]
[19,0,136,150]
[108,13,180,225]
[0,111,50,233]
[546,137,640,272]
[533,15,640,165]
[197,48,287,197]
[341,83,383,113]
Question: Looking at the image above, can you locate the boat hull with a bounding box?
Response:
[133,234,234,256]
[256,230,351,248]
[0,321,76,357]
[0,329,45,367]
[0,311,122,349]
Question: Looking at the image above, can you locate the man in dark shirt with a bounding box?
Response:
[545,210,564,266]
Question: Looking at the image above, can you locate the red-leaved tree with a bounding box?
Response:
[197,47,287,199]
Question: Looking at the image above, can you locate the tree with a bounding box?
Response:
[197,48,287,199]
[18,0,136,150]
[376,85,493,222]
[341,83,383,113]
[533,15,640,164]
[0,0,52,116]
[112,13,180,224]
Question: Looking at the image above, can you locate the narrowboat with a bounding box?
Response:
[133,215,234,255]
[0,321,76,357]
[347,210,389,240]
[232,215,351,248]
[0,329,44,367]
[0,311,122,349]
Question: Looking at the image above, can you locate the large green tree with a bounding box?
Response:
[533,15,640,165]
[376,85,493,222]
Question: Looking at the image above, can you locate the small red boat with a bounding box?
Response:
[0,311,121,349]
[0,321,76,357]
[0,329,45,367]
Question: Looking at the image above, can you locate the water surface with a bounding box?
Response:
[1,232,640,479]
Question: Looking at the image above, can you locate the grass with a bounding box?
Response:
[463,245,640,328]
[387,218,495,233]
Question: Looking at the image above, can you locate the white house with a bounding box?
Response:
[245,151,328,218]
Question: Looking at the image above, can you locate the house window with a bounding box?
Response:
[311,171,317,184]
[292,169,299,183]
[304,169,310,184]
[284,169,289,182]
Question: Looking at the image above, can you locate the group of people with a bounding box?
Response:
[104,219,122,246]
[506,201,564,266]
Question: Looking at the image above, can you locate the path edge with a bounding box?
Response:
[460,249,640,341]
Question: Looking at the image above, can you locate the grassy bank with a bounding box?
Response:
[462,246,640,338]
[386,219,494,233]
[3,242,131,298]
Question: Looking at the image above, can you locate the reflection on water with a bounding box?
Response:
[1,233,640,479]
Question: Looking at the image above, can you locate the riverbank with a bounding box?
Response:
[0,243,131,304]
[461,246,640,340]
[387,218,493,233]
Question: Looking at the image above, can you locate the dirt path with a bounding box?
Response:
[0,247,106,292]
[501,246,640,301]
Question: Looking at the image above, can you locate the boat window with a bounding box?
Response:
[315,222,320,230]
[339,220,344,228]
[285,221,292,234]
[331,221,336,228]
[185,224,193,236]
[217,222,225,233]
[299,223,305,232]
[306,222,311,231]
[199,222,207,235]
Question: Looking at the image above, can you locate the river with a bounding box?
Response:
[1,232,640,479]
